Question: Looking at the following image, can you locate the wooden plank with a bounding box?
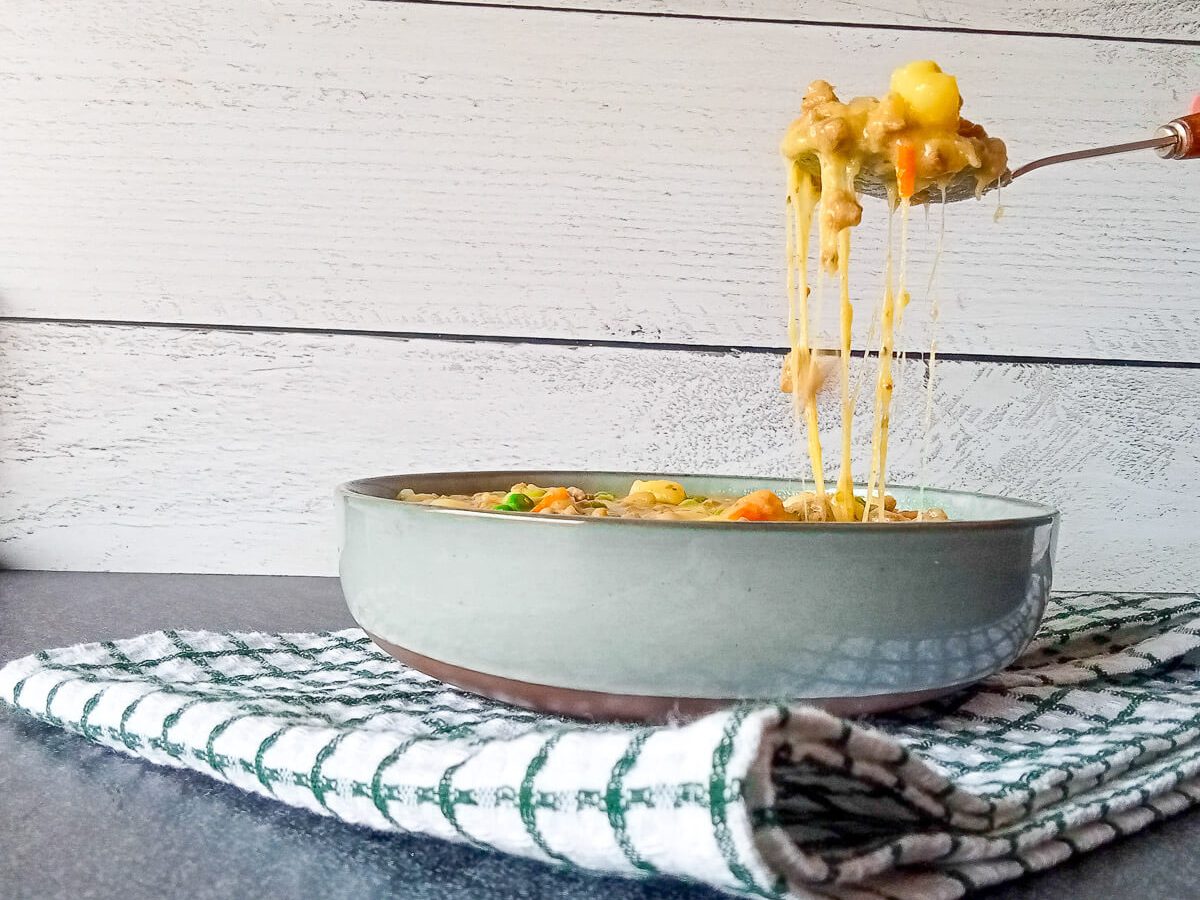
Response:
[1,1,1197,359]
[439,0,1200,41]
[2,321,1196,589]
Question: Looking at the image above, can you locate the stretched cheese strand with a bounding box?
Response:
[875,198,912,516]
[785,163,826,498]
[834,227,856,521]
[862,198,910,521]
[784,167,803,474]
[848,213,889,416]
[919,194,948,516]
[885,276,914,515]
[813,155,860,522]
[860,208,893,521]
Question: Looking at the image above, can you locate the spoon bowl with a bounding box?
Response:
[790,151,1006,205]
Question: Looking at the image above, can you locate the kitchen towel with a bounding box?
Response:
[3,590,1200,899]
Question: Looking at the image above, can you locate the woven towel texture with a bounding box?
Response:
[3,591,1200,899]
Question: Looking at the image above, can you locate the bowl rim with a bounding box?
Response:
[338,470,1059,532]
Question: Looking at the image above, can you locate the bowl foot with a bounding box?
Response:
[367,632,967,724]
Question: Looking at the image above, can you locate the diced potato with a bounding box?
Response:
[629,480,687,505]
[889,60,961,128]
[624,494,662,508]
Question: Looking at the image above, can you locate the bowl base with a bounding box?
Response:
[366,632,968,724]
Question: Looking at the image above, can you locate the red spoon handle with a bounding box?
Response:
[1161,112,1200,160]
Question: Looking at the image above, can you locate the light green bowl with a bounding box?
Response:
[338,472,1058,722]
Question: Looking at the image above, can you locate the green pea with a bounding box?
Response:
[593,491,616,501]
[502,492,534,511]
[493,502,515,511]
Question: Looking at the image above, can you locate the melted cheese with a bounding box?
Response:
[778,62,1007,522]
[834,227,856,521]
[918,197,948,517]
[862,198,910,520]
[784,163,826,498]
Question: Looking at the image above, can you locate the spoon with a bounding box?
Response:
[815,109,1200,205]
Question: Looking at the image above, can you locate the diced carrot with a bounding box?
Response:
[724,489,788,522]
[896,141,917,200]
[530,487,569,512]
[531,487,570,512]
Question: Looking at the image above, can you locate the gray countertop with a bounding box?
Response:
[2,571,1198,900]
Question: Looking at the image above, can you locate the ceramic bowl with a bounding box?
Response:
[338,472,1058,722]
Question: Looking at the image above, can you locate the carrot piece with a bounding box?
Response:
[531,487,570,513]
[724,489,788,522]
[896,141,917,199]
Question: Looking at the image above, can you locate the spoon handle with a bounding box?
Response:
[1009,135,1177,181]
[1009,109,1200,182]
[1156,112,1200,160]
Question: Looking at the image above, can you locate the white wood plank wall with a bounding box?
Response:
[1,0,1197,588]
[426,1,1200,40]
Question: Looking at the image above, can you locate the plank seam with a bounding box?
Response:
[3,315,1199,370]
[369,0,1200,47]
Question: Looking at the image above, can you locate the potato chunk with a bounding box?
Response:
[889,60,961,128]
[629,480,687,505]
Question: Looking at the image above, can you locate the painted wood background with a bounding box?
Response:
[1,0,1197,588]
[412,1,1200,40]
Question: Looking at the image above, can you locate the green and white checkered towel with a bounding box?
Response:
[4,592,1200,899]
